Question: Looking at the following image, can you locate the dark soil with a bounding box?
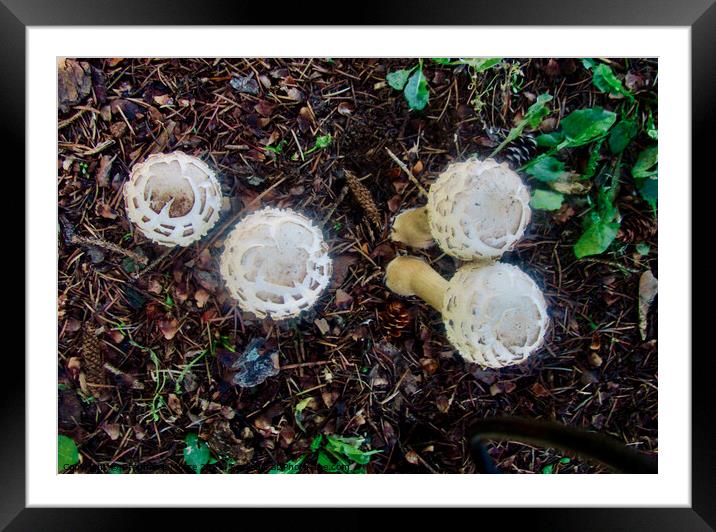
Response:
[58,58,658,474]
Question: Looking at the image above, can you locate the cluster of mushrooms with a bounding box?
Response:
[122,151,547,371]
[123,151,332,320]
[387,157,549,368]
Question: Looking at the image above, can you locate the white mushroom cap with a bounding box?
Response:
[220,207,332,320]
[443,262,548,368]
[427,157,531,260]
[123,151,222,247]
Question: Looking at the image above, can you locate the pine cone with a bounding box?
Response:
[486,126,537,168]
[345,170,381,227]
[617,211,657,243]
[381,300,412,338]
[80,324,105,389]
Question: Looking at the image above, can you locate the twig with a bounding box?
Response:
[385,147,428,198]
[71,234,148,265]
[131,247,174,279]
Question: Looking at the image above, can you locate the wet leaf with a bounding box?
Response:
[608,119,637,154]
[386,69,412,90]
[526,155,566,182]
[230,75,259,95]
[561,107,617,147]
[58,434,79,472]
[404,68,429,111]
[530,189,564,211]
[638,270,658,340]
[231,338,280,388]
[183,433,211,474]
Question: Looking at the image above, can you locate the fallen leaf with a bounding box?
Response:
[638,270,658,340]
[158,316,179,340]
[167,393,182,416]
[194,288,210,308]
[314,318,330,335]
[95,155,114,187]
[57,58,92,112]
[334,289,353,309]
[230,75,260,95]
[405,450,420,465]
[231,338,280,388]
[101,423,121,441]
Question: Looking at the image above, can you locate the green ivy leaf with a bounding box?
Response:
[183,433,211,474]
[608,119,637,154]
[530,189,564,211]
[58,435,79,472]
[386,69,411,90]
[404,68,429,111]
[526,156,566,182]
[561,107,617,147]
[574,220,620,258]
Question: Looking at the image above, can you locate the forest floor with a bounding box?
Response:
[58,57,658,474]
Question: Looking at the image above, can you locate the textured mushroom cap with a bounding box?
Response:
[124,151,222,247]
[443,262,548,368]
[427,157,531,260]
[220,207,332,320]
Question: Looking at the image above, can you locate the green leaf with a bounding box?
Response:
[324,435,381,465]
[561,107,617,147]
[490,93,552,157]
[404,68,429,111]
[530,189,564,211]
[387,69,412,90]
[457,57,503,72]
[581,58,598,70]
[183,432,211,474]
[58,435,79,472]
[314,134,332,149]
[535,131,564,148]
[542,464,555,474]
[646,111,658,140]
[635,242,651,256]
[524,93,553,128]
[608,119,638,154]
[294,397,312,433]
[431,58,452,65]
[574,220,620,258]
[559,457,571,464]
[632,146,658,179]
[591,64,633,100]
[269,455,306,474]
[526,156,566,182]
[310,434,323,452]
[638,177,658,209]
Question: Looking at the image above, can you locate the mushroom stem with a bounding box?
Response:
[390,207,434,249]
[385,256,448,311]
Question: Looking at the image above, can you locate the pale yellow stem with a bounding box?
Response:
[384,256,448,311]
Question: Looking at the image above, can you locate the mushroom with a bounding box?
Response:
[390,157,531,260]
[123,151,222,247]
[220,207,332,320]
[385,256,548,368]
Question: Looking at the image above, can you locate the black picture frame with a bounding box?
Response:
[6,0,709,529]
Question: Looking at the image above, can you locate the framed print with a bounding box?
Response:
[6,0,711,528]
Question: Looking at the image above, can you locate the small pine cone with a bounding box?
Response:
[381,300,412,338]
[617,211,657,243]
[80,324,105,389]
[485,126,537,168]
[345,170,381,227]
